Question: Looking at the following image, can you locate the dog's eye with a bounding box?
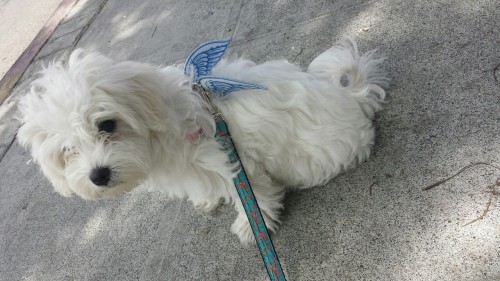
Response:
[98,120,116,133]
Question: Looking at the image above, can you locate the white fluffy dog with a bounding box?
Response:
[18,41,388,243]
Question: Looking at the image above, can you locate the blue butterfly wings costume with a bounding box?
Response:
[184,39,286,281]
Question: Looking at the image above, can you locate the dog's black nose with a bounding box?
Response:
[90,166,112,186]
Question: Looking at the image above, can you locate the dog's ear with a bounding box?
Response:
[17,111,74,197]
[128,74,168,133]
[97,62,170,134]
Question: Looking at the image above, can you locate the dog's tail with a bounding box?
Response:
[307,40,389,118]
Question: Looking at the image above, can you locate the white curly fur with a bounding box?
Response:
[18,42,388,243]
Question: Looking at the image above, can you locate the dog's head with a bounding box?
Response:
[17,50,186,199]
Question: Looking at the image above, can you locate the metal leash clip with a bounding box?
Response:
[192,83,223,121]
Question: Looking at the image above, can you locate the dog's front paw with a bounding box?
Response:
[231,214,255,245]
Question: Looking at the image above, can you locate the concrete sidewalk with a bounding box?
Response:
[0,0,61,79]
[0,0,62,80]
[1,0,500,280]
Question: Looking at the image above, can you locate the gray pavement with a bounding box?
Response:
[1,0,500,280]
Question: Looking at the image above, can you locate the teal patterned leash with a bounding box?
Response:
[194,84,286,281]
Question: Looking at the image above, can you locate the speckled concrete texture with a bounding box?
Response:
[1,0,500,280]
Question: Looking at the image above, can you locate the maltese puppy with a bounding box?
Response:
[18,41,388,244]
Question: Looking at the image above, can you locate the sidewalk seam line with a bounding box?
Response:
[70,0,108,51]
[230,0,245,40]
[0,135,16,163]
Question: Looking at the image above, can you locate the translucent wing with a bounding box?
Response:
[199,76,268,96]
[184,39,231,81]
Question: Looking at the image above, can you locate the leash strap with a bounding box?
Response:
[215,116,286,281]
[194,85,286,281]
[186,39,286,280]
